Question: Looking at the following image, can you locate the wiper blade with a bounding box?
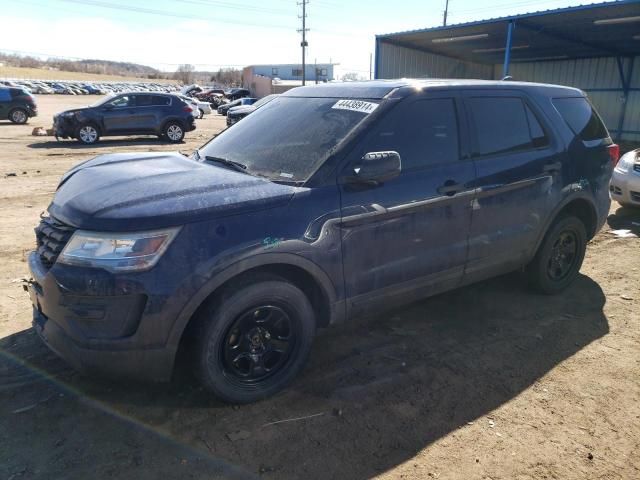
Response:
[204,156,248,174]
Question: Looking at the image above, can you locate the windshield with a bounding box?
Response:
[89,94,116,108]
[199,96,377,182]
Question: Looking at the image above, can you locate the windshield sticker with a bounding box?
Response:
[279,172,294,179]
[332,99,379,114]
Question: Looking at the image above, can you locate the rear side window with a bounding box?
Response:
[153,96,170,106]
[10,88,27,98]
[552,97,608,141]
[134,95,154,107]
[361,98,460,170]
[468,97,536,156]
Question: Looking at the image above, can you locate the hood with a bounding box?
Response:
[228,105,256,116]
[49,152,297,231]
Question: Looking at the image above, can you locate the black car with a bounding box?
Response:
[224,88,250,101]
[217,97,256,116]
[0,87,38,124]
[53,92,196,144]
[226,94,277,126]
[29,80,615,404]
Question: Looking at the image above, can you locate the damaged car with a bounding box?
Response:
[28,80,615,404]
[53,92,196,144]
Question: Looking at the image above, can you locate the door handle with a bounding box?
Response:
[437,180,464,196]
[543,161,562,174]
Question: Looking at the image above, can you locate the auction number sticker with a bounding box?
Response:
[332,99,379,114]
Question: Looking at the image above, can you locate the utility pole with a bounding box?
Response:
[298,0,309,86]
[443,0,450,26]
[369,53,373,80]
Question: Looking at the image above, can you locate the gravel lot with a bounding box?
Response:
[1,95,639,480]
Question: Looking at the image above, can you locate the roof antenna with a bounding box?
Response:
[501,75,513,81]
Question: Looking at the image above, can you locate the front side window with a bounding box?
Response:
[468,97,533,156]
[358,98,460,170]
[108,95,130,108]
[199,96,377,182]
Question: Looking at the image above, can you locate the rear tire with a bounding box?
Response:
[9,108,28,124]
[75,123,100,144]
[526,215,587,294]
[194,277,316,404]
[198,108,204,119]
[163,121,185,143]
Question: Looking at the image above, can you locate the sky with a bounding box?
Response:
[1,0,596,78]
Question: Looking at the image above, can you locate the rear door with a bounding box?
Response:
[339,92,476,312]
[462,90,563,279]
[131,94,167,131]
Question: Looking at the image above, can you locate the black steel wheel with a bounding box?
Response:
[527,215,587,294]
[194,276,315,404]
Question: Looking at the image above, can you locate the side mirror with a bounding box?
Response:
[346,151,401,185]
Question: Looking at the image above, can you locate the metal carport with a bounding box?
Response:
[375,0,640,141]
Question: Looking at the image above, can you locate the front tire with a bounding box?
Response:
[163,121,185,143]
[194,278,316,404]
[75,124,100,144]
[526,215,587,294]
[9,108,28,124]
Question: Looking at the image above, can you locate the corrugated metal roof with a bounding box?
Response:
[376,0,640,64]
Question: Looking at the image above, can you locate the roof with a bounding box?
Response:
[376,1,640,65]
[282,79,582,99]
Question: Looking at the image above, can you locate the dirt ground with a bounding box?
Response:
[1,95,639,480]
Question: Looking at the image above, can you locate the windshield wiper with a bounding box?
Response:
[204,155,249,174]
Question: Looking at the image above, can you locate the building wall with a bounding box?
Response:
[505,56,640,142]
[248,64,333,82]
[375,41,493,80]
[375,41,638,141]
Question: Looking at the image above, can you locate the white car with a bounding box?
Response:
[610,148,640,208]
[177,94,212,119]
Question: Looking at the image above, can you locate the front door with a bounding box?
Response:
[101,94,136,133]
[339,93,476,313]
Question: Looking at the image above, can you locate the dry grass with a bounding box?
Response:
[0,65,177,83]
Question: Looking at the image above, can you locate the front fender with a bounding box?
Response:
[166,252,340,349]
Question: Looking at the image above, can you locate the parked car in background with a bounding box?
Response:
[0,87,38,124]
[28,80,616,404]
[224,88,250,101]
[217,97,256,116]
[226,94,278,126]
[53,92,196,144]
[610,148,640,208]
[176,94,213,119]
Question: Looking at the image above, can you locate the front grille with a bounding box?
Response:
[634,164,640,174]
[35,216,76,268]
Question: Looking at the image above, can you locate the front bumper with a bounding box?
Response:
[610,167,640,206]
[27,252,176,381]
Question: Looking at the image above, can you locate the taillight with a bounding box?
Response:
[608,144,620,166]
[183,106,193,113]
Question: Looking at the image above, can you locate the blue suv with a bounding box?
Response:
[53,92,196,144]
[28,80,617,403]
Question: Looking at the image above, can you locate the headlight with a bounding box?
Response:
[59,227,180,272]
[615,150,637,174]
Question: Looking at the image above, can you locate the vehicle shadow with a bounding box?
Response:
[0,273,608,479]
[608,205,640,235]
[26,137,185,149]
